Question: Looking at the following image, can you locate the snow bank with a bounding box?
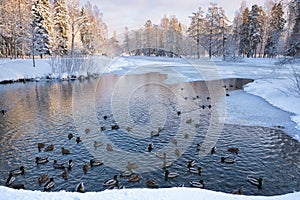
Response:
[1,186,299,200]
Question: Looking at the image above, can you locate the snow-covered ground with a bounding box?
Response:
[0,56,300,199]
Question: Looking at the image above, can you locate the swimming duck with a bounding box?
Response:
[171,138,177,145]
[38,173,49,185]
[85,128,90,134]
[164,170,178,180]
[103,115,108,120]
[126,127,132,132]
[126,162,139,170]
[1,109,7,115]
[111,124,120,130]
[6,173,15,186]
[100,126,106,131]
[53,160,65,169]
[44,178,55,191]
[44,144,54,152]
[76,137,82,143]
[194,123,200,128]
[188,167,202,175]
[158,127,163,133]
[68,160,74,170]
[148,144,153,152]
[120,170,132,177]
[61,147,70,155]
[146,179,158,188]
[186,119,192,124]
[35,157,48,164]
[10,166,25,176]
[128,174,141,182]
[228,147,239,154]
[184,133,189,139]
[37,143,45,151]
[75,182,84,193]
[106,144,113,151]
[221,157,235,164]
[201,105,205,109]
[94,141,103,149]
[174,148,180,157]
[196,143,201,151]
[232,186,243,195]
[68,133,73,140]
[162,161,173,169]
[11,183,25,190]
[177,111,181,116]
[61,168,68,180]
[190,180,204,188]
[103,175,118,187]
[187,160,196,168]
[83,163,89,173]
[151,131,159,137]
[247,175,263,189]
[211,146,216,154]
[90,159,103,167]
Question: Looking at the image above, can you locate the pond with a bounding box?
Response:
[0,72,299,196]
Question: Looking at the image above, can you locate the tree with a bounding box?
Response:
[264,3,285,57]
[239,7,250,57]
[53,0,69,55]
[286,0,300,57]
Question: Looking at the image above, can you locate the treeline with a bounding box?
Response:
[0,0,107,59]
[116,0,299,59]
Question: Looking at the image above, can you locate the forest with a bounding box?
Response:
[0,0,299,59]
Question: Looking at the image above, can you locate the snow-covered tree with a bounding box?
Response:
[286,0,300,57]
[53,0,69,55]
[239,7,250,57]
[264,3,285,57]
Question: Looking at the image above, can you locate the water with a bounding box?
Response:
[0,73,299,196]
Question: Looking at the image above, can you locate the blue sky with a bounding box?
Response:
[81,0,266,36]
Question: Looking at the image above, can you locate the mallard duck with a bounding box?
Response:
[44,144,54,152]
[196,143,201,151]
[76,137,81,143]
[171,138,177,145]
[201,105,205,109]
[53,160,65,169]
[177,111,181,116]
[126,127,132,132]
[100,126,106,131]
[128,174,141,182]
[158,127,163,133]
[6,173,15,186]
[211,146,216,154]
[44,178,55,191]
[221,157,235,164]
[37,143,45,151]
[68,160,74,170]
[90,159,103,167]
[61,168,68,180]
[11,183,25,190]
[151,131,159,137]
[228,147,239,154]
[111,124,120,130]
[61,147,70,155]
[126,162,139,170]
[190,180,204,188]
[184,133,189,139]
[146,179,158,188]
[103,115,108,120]
[186,119,192,124]
[162,161,173,169]
[83,163,89,173]
[120,170,132,177]
[187,160,196,168]
[10,166,25,176]
[189,167,202,175]
[232,186,243,195]
[174,148,180,157]
[247,175,263,188]
[148,144,153,152]
[194,123,200,128]
[208,105,212,109]
[85,128,90,134]
[75,182,84,193]
[106,144,113,151]
[68,133,73,140]
[38,173,49,185]
[94,141,103,149]
[103,175,118,187]
[164,170,178,180]
[35,157,48,164]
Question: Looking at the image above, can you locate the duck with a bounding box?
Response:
[53,160,65,169]
[184,133,189,139]
[90,159,103,167]
[5,173,15,186]
[68,160,74,170]
[75,182,84,193]
[106,144,113,151]
[186,119,192,124]
[11,183,25,190]
[146,179,158,188]
[120,170,132,177]
[100,126,106,131]
[85,128,90,134]
[157,127,163,133]
[35,157,48,164]
[247,175,263,189]
[148,144,153,152]
[103,115,108,120]
[76,137,82,143]
[194,123,200,128]
[177,111,181,116]
[126,127,132,132]
[61,147,70,155]
[103,175,118,187]
[189,167,202,175]
[128,174,141,182]
[94,141,103,149]
[1,109,7,115]
[44,144,54,152]
[44,178,55,191]
[68,133,73,140]
[187,160,196,168]
[208,105,212,109]
[211,146,216,154]
[162,161,173,169]
[10,166,25,176]
[201,105,205,109]
[171,138,177,145]
[228,147,239,154]
[151,131,159,137]
[196,143,201,151]
[38,173,49,185]
[61,168,68,180]
[37,143,45,151]
[221,157,235,164]
[164,170,179,180]
[111,124,120,130]
[83,163,89,173]
[190,180,204,188]
[126,162,139,170]
[232,186,243,195]
[174,148,180,157]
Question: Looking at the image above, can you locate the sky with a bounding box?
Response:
[81,0,266,37]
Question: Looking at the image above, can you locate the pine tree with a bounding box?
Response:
[53,0,69,55]
[264,3,285,57]
[286,0,300,57]
[239,7,250,57]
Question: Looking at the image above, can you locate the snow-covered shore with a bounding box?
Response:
[1,186,300,200]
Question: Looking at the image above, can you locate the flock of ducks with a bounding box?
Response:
[3,85,263,194]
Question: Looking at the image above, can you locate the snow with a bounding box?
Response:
[1,186,300,200]
[0,56,300,199]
